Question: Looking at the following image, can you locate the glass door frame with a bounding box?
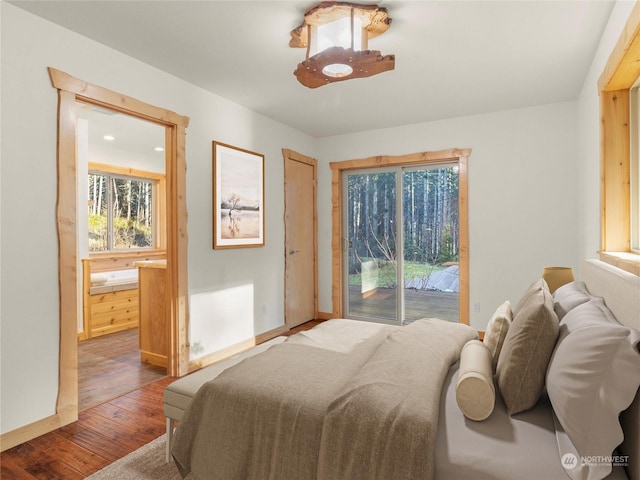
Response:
[342,163,460,325]
[342,166,402,324]
[329,148,471,325]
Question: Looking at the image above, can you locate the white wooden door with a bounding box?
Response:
[283,149,317,328]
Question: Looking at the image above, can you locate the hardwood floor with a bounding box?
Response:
[282,319,322,335]
[1,320,321,479]
[1,377,174,479]
[78,328,166,411]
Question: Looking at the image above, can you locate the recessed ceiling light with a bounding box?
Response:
[155,147,165,152]
[103,135,115,141]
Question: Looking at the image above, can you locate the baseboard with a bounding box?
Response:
[317,311,337,320]
[255,325,288,344]
[1,405,77,452]
[187,325,289,373]
[188,338,256,372]
[140,351,168,368]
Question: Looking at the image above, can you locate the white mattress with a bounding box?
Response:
[434,364,630,480]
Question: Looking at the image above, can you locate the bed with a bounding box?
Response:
[171,259,640,480]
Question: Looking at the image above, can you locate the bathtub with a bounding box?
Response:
[90,268,138,294]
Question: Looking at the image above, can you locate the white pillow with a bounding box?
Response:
[546,298,640,480]
[552,281,592,320]
[482,301,512,372]
[456,340,495,421]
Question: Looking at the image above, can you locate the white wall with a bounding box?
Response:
[0,2,315,434]
[315,102,580,330]
[576,0,636,265]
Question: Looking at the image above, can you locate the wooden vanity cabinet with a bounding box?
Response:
[135,260,169,369]
[81,258,139,340]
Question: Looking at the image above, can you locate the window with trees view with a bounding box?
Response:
[88,171,155,251]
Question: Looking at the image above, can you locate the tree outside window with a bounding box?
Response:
[88,172,155,251]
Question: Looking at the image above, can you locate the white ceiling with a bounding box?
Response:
[11,0,615,138]
[77,102,166,172]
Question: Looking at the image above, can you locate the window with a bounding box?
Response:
[88,163,163,252]
[598,3,640,275]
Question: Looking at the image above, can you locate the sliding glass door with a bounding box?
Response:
[343,164,459,325]
[344,170,398,323]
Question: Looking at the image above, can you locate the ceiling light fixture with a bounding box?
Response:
[103,135,115,141]
[290,1,395,88]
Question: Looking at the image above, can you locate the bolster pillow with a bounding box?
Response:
[456,340,495,421]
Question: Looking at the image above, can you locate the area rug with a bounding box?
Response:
[85,434,189,480]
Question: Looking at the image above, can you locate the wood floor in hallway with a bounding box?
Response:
[78,328,166,411]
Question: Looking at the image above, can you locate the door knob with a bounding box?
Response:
[289,249,300,255]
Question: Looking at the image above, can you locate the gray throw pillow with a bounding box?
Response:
[496,279,559,414]
[511,278,545,316]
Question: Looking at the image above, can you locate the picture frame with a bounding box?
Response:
[212,141,265,249]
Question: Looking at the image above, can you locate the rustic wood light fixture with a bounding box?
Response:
[290,1,395,88]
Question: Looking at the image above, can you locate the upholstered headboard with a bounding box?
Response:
[582,259,640,330]
[582,259,640,480]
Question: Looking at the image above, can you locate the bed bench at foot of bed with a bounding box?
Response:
[163,336,287,462]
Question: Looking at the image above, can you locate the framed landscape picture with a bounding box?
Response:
[212,141,265,248]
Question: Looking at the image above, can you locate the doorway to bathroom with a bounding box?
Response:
[76,101,169,410]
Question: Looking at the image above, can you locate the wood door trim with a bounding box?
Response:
[48,68,189,127]
[329,148,471,324]
[1,68,190,451]
[283,149,318,327]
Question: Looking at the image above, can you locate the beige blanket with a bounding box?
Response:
[172,319,476,480]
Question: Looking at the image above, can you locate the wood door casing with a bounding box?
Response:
[283,149,318,328]
[0,67,191,453]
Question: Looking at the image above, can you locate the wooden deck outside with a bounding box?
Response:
[347,286,459,323]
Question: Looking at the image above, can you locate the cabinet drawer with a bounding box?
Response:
[91,307,139,327]
[90,290,138,313]
[88,288,139,338]
[91,296,138,316]
[90,289,137,305]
